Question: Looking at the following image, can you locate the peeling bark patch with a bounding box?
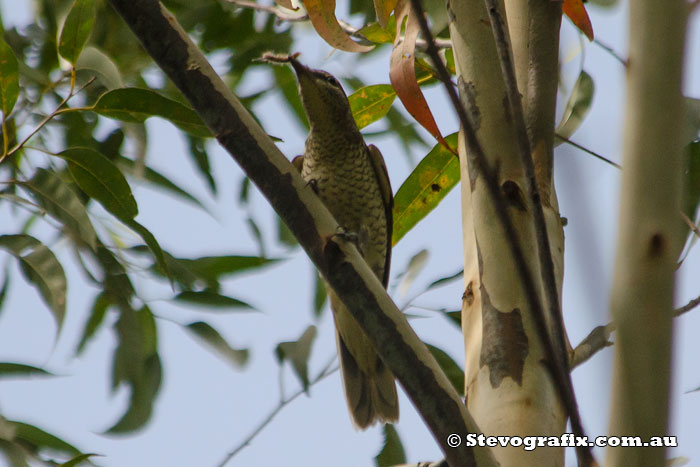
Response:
[458,77,480,131]
[502,95,512,125]
[479,289,528,387]
[648,233,665,257]
[502,180,527,211]
[463,281,475,306]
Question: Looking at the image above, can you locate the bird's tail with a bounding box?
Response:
[335,327,399,429]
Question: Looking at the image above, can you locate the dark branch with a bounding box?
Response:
[104,1,493,466]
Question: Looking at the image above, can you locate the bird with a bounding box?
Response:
[264,53,398,429]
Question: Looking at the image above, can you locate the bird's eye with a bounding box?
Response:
[325,75,339,86]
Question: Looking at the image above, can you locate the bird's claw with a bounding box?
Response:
[332,226,363,256]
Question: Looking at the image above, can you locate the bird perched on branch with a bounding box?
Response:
[262,52,398,429]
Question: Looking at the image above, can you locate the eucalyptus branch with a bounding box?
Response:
[105,2,496,465]
[409,0,591,463]
[480,2,591,463]
[217,357,338,467]
[571,294,700,369]
[681,212,700,239]
[1,76,96,163]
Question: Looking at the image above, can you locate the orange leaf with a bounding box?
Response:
[303,0,374,53]
[373,0,398,29]
[563,0,594,41]
[389,2,454,153]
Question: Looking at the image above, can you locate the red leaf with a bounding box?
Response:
[389,2,454,154]
[563,0,594,41]
[304,0,374,52]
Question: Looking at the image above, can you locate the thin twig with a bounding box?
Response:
[1,76,96,163]
[556,134,622,169]
[217,356,338,467]
[226,0,452,49]
[571,294,700,369]
[592,38,627,66]
[480,1,592,464]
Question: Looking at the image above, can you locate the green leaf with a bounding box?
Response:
[187,135,217,193]
[56,148,138,221]
[0,363,54,379]
[275,325,317,391]
[683,141,700,222]
[0,38,19,117]
[358,17,396,44]
[426,268,464,291]
[9,421,81,458]
[0,235,67,329]
[444,309,461,328]
[555,70,594,143]
[0,270,8,315]
[22,168,97,250]
[76,292,111,355]
[58,0,95,64]
[396,248,429,297]
[76,46,122,90]
[392,133,459,245]
[277,215,297,247]
[349,84,396,130]
[426,344,464,396]
[108,306,162,433]
[184,321,249,368]
[116,156,207,211]
[374,424,406,467]
[313,272,327,318]
[124,218,169,282]
[173,290,253,310]
[58,453,102,467]
[92,88,211,137]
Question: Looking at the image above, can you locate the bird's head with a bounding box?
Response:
[288,57,356,132]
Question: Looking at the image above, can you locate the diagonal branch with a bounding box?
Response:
[104,1,496,466]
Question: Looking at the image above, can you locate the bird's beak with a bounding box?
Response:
[289,56,312,80]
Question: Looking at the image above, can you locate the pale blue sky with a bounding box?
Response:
[1,2,699,466]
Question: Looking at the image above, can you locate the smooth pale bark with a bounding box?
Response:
[607,1,688,466]
[449,0,565,465]
[104,1,499,465]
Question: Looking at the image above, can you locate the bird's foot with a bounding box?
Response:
[306,178,319,194]
[332,226,364,256]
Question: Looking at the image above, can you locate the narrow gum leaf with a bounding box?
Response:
[0,235,67,330]
[56,148,138,221]
[392,133,459,245]
[389,5,453,153]
[22,168,98,250]
[563,0,594,41]
[58,0,96,64]
[92,88,211,137]
[373,0,398,29]
[0,39,19,117]
[555,70,594,143]
[303,0,374,53]
[185,321,249,368]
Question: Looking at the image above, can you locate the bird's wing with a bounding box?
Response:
[368,144,393,288]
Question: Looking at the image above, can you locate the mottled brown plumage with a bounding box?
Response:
[287,56,398,429]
